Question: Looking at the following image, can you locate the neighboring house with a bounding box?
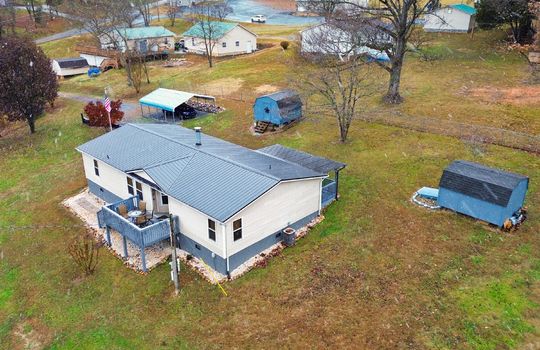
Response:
[300,20,391,61]
[254,90,303,127]
[183,22,257,56]
[424,4,477,33]
[51,57,89,77]
[99,26,176,53]
[77,124,345,275]
[437,160,529,228]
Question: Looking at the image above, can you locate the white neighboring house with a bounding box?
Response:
[183,21,257,56]
[77,124,345,276]
[51,57,89,77]
[300,21,392,61]
[424,4,477,33]
[99,26,176,53]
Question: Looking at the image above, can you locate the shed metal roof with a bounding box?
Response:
[77,124,326,221]
[55,57,89,69]
[257,144,346,173]
[439,160,528,207]
[449,4,477,16]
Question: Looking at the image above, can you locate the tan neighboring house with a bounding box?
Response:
[99,26,176,53]
[183,21,257,57]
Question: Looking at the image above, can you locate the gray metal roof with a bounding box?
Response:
[439,160,529,207]
[77,124,325,221]
[55,57,89,69]
[257,144,346,173]
[260,89,299,102]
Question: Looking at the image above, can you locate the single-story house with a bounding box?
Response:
[254,90,303,127]
[99,26,176,53]
[424,4,477,33]
[300,20,391,61]
[437,160,529,227]
[77,124,345,275]
[183,21,257,56]
[51,57,89,77]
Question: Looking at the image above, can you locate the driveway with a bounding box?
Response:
[59,92,141,121]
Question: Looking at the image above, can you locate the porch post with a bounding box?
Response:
[122,235,128,259]
[335,170,340,201]
[105,226,112,246]
[140,231,147,272]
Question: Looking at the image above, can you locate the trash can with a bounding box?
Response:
[283,227,296,247]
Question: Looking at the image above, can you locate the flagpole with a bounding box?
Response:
[104,88,112,132]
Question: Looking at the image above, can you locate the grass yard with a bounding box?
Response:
[1,20,539,349]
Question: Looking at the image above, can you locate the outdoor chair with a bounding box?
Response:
[117,204,128,218]
[145,209,154,221]
[138,200,147,214]
[135,215,147,227]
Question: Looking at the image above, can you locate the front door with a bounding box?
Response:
[138,39,148,53]
[151,189,170,215]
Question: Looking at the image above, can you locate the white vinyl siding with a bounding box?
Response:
[225,178,322,256]
[183,25,257,57]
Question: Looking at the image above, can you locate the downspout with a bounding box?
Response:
[318,178,323,216]
[221,223,230,279]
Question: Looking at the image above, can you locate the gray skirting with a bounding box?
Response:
[87,179,122,204]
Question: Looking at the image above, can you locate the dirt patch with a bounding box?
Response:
[461,85,540,106]
[200,78,244,97]
[12,319,52,350]
[255,84,280,95]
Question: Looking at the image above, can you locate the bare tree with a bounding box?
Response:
[167,0,183,27]
[304,0,438,104]
[0,0,16,38]
[133,0,152,27]
[68,232,101,276]
[190,1,232,68]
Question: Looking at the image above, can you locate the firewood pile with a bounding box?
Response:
[187,101,225,114]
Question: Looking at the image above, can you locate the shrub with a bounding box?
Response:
[83,100,124,127]
[280,41,290,50]
[68,232,101,276]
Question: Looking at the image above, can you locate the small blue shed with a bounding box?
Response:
[437,160,529,227]
[253,90,302,126]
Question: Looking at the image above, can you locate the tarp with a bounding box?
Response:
[139,88,195,112]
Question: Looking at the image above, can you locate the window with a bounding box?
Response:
[127,177,134,195]
[235,41,240,47]
[191,37,195,46]
[222,42,227,48]
[161,194,169,205]
[208,219,216,241]
[136,181,143,200]
[93,159,99,176]
[233,219,242,241]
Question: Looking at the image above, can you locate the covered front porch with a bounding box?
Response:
[97,196,171,272]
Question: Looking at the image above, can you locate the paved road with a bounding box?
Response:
[226,0,322,25]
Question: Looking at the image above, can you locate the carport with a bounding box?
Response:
[139,88,216,123]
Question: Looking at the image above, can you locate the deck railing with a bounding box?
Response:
[321,180,337,208]
[97,196,171,271]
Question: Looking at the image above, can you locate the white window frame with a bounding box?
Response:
[160,194,169,206]
[233,218,242,241]
[135,181,143,200]
[94,159,100,176]
[222,42,227,48]
[208,219,216,241]
[235,41,240,47]
[127,177,134,195]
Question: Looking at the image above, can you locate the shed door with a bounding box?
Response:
[246,41,252,54]
[138,40,148,53]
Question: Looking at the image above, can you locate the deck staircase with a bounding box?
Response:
[254,121,271,134]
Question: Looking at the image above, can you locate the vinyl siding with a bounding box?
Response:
[184,26,257,56]
[424,9,474,32]
[82,153,130,201]
[225,178,322,256]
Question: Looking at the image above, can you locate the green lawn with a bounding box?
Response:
[2,23,539,349]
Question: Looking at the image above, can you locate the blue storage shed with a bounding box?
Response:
[253,90,302,126]
[437,160,529,227]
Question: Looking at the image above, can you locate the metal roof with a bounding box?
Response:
[139,88,195,112]
[257,144,346,173]
[449,4,477,16]
[119,26,176,40]
[77,124,325,221]
[183,21,237,39]
[55,57,89,69]
[260,89,299,102]
[439,160,528,207]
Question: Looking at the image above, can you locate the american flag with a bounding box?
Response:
[104,96,111,113]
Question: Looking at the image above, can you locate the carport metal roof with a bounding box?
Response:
[139,88,215,112]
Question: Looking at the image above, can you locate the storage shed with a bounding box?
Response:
[253,90,302,127]
[51,57,90,77]
[437,160,529,227]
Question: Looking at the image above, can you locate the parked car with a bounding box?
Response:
[170,103,197,119]
[251,15,266,23]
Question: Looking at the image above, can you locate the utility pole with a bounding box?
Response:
[170,215,180,295]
